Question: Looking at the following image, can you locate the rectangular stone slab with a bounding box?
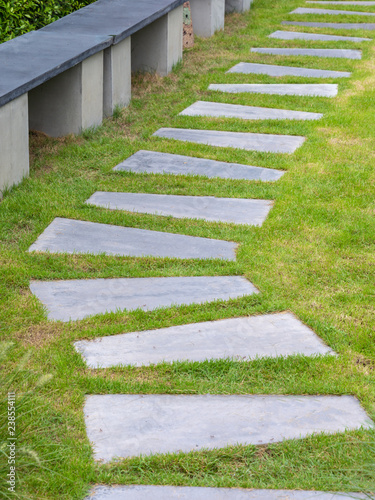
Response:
[84,394,373,461]
[292,7,375,15]
[269,30,371,41]
[28,218,236,261]
[86,192,274,226]
[179,101,323,120]
[209,83,339,97]
[74,312,334,368]
[40,0,185,44]
[227,62,351,78]
[153,128,306,153]
[30,276,258,322]
[0,31,112,107]
[251,47,362,59]
[113,150,284,181]
[86,485,371,500]
[282,20,375,29]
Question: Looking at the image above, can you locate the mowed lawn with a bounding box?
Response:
[0,0,374,498]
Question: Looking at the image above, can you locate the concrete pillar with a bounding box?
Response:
[103,37,131,118]
[225,0,252,13]
[0,94,29,196]
[131,5,183,77]
[189,0,225,38]
[28,52,104,137]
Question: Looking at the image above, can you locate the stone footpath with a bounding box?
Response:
[28,1,375,498]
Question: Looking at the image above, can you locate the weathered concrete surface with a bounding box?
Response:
[29,51,103,137]
[75,312,334,368]
[86,192,274,226]
[292,7,375,16]
[114,150,285,181]
[30,276,259,321]
[282,20,375,29]
[251,47,362,59]
[189,0,225,37]
[225,0,252,13]
[84,394,373,461]
[86,485,372,500]
[153,128,306,153]
[131,6,183,76]
[228,62,351,78]
[180,101,323,120]
[269,30,371,41]
[0,95,29,196]
[28,218,237,260]
[103,37,131,118]
[209,83,338,97]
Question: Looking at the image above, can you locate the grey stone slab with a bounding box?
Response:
[282,20,375,29]
[308,1,375,4]
[40,0,185,44]
[86,192,273,226]
[75,312,335,368]
[113,150,285,182]
[269,29,371,41]
[86,485,372,500]
[84,394,373,461]
[28,218,236,261]
[180,101,323,121]
[0,31,112,107]
[227,62,351,78]
[30,276,259,322]
[292,6,375,15]
[153,128,306,154]
[251,47,362,59]
[209,83,338,97]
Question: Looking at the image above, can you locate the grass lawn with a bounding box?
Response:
[1,0,375,498]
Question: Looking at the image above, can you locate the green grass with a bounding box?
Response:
[1,0,375,497]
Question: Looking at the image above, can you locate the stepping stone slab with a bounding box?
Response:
[28,218,237,261]
[84,394,373,461]
[269,30,371,41]
[209,83,339,97]
[86,485,372,500]
[292,7,375,15]
[308,1,375,4]
[74,312,334,368]
[86,192,273,226]
[113,150,284,182]
[282,20,375,29]
[30,276,258,322]
[227,62,351,78]
[179,101,323,121]
[251,47,362,59]
[153,128,305,154]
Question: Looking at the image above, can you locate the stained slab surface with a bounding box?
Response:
[86,485,371,500]
[75,312,334,368]
[28,218,237,261]
[269,30,371,41]
[292,7,375,15]
[227,62,351,78]
[86,192,273,226]
[113,150,284,181]
[282,20,375,29]
[30,276,259,322]
[250,47,362,59]
[209,83,338,97]
[84,394,373,461]
[153,128,305,153]
[180,101,323,120]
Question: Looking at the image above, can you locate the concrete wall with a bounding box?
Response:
[225,0,252,13]
[103,37,131,118]
[190,0,225,37]
[29,52,104,137]
[0,95,29,196]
